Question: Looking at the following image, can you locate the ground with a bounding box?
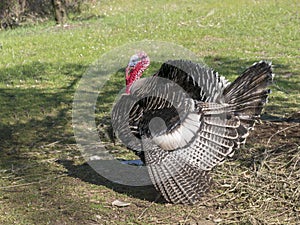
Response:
[0,0,299,224]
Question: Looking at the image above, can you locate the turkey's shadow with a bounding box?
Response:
[57,159,166,203]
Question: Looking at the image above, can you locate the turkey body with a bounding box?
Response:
[111,59,273,204]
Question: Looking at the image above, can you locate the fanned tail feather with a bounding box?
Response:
[222,61,273,115]
[221,61,274,144]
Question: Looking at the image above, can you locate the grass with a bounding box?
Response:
[0,0,299,224]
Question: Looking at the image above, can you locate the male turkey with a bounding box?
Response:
[111,52,274,204]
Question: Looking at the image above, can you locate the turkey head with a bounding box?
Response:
[125,51,150,94]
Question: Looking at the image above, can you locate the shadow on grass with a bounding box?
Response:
[57,159,164,203]
[0,62,85,151]
[0,61,90,222]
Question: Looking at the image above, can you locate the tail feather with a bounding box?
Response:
[223,61,273,108]
[221,60,274,144]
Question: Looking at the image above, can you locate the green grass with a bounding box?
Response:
[0,0,299,224]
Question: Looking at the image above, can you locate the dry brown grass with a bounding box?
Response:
[196,121,300,224]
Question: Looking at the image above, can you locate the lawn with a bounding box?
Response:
[0,0,299,224]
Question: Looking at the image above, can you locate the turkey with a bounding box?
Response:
[111,52,274,204]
